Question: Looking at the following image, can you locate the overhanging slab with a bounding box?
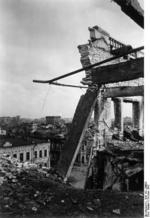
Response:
[103,85,144,98]
[92,57,144,84]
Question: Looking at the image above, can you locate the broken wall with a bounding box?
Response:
[78,26,144,145]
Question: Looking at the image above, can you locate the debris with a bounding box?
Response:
[0,155,65,214]
[87,138,144,191]
[139,193,143,197]
[87,206,94,211]
[32,207,38,212]
[71,197,78,204]
[93,198,101,206]
[0,155,144,217]
[112,208,121,215]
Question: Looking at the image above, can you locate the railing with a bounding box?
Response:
[109,37,144,59]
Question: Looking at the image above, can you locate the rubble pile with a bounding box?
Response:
[0,155,144,217]
[107,139,144,151]
[87,138,144,191]
[102,148,143,191]
[0,155,65,215]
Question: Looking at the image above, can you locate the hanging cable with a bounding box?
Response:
[41,85,51,115]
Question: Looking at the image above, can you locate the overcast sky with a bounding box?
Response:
[0,0,144,118]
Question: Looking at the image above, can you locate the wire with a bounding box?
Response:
[41,85,51,115]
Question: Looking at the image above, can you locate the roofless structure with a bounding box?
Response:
[33,0,144,184]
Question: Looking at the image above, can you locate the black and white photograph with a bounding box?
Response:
[0,0,148,217]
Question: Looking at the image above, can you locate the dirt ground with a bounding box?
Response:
[68,165,87,189]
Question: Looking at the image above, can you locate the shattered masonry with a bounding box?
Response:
[78,25,144,144]
[78,26,144,191]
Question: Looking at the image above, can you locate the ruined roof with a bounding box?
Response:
[0,136,49,148]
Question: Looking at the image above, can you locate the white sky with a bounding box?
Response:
[0,0,144,118]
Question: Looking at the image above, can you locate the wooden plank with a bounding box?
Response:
[113,0,144,28]
[56,86,100,181]
[103,85,144,98]
[92,57,144,84]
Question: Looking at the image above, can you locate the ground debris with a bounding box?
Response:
[0,155,65,215]
[0,155,144,217]
[112,208,121,215]
[86,206,94,211]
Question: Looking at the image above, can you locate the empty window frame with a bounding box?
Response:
[34,151,37,158]
[26,152,30,161]
[44,149,47,157]
[39,150,42,158]
[13,153,17,158]
[20,153,24,162]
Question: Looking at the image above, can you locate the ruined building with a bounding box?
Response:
[78,26,144,144]
[77,26,144,191]
[57,25,144,192]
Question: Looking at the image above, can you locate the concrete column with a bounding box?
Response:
[113,98,123,136]
[103,98,112,129]
[139,97,144,136]
[132,101,140,130]
[94,98,101,126]
[94,95,103,149]
[94,97,112,147]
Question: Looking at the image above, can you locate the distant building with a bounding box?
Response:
[0,127,7,136]
[46,116,61,125]
[31,123,38,133]
[0,138,50,168]
[0,116,20,127]
[0,116,11,125]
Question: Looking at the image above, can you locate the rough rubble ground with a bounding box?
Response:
[0,156,144,218]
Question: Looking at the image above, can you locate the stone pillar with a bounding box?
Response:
[94,96,112,147]
[139,97,144,136]
[133,97,144,136]
[94,96,103,149]
[113,98,123,137]
[132,101,140,130]
[102,98,112,140]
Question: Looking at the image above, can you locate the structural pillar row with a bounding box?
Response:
[94,95,112,148]
[132,101,140,130]
[133,97,144,136]
[113,98,123,137]
[139,97,144,136]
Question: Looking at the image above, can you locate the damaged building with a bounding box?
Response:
[32,0,144,194]
[79,27,144,192]
[56,25,144,192]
